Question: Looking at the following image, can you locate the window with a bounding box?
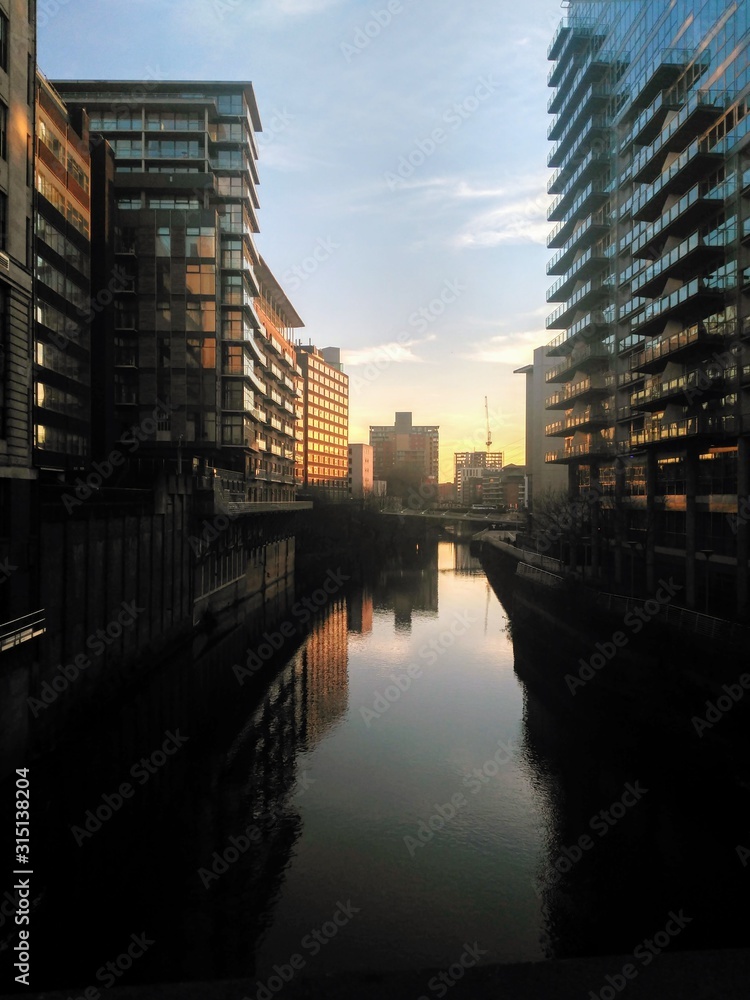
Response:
[155,226,171,257]
[0,12,8,73]
[186,227,215,258]
[217,94,244,115]
[0,101,6,159]
[110,139,142,159]
[186,263,215,296]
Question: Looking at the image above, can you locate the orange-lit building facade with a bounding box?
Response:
[295,344,349,499]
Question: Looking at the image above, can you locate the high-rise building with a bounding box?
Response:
[454,451,503,506]
[543,1,750,617]
[53,80,300,501]
[0,0,40,640]
[295,343,349,498]
[370,411,439,484]
[34,71,92,471]
[515,348,568,510]
[348,443,373,498]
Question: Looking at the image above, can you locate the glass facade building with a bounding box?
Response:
[544,0,750,617]
[52,81,301,501]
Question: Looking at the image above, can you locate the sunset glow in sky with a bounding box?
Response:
[40,0,563,481]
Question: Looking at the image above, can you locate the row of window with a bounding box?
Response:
[34,424,88,456]
[36,255,88,308]
[36,215,90,277]
[36,173,90,238]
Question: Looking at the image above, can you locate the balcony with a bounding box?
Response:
[630,91,727,184]
[546,277,614,329]
[623,49,698,119]
[0,610,46,653]
[546,373,612,409]
[628,278,725,339]
[547,211,612,275]
[630,185,724,259]
[631,139,724,221]
[630,366,735,411]
[545,343,611,382]
[548,18,571,62]
[619,89,682,153]
[548,179,610,239]
[547,244,611,304]
[631,231,726,298]
[549,47,612,116]
[546,436,617,463]
[629,319,731,373]
[548,113,610,169]
[630,414,737,448]
[548,81,610,141]
[548,144,610,202]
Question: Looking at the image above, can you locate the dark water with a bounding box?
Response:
[2,538,748,993]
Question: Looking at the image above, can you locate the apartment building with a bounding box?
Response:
[370,411,439,484]
[296,343,349,498]
[53,80,300,500]
[34,71,92,471]
[0,0,38,636]
[543,0,750,616]
[454,451,503,506]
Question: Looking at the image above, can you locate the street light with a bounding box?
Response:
[699,548,714,615]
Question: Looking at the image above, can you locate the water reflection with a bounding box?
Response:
[11,538,749,993]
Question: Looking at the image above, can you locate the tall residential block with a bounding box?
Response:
[296,343,349,498]
[0,0,38,636]
[544,0,750,616]
[370,411,439,483]
[515,348,568,510]
[53,80,301,501]
[34,71,91,471]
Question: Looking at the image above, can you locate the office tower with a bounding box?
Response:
[53,80,300,500]
[295,343,349,498]
[544,1,750,615]
[370,411,439,483]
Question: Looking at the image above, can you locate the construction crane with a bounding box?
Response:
[484,396,492,453]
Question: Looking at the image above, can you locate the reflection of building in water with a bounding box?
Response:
[453,542,483,575]
[374,539,439,631]
[348,588,374,635]
[299,599,349,747]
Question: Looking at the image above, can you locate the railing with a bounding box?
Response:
[594,591,746,643]
[0,611,46,653]
[629,317,730,371]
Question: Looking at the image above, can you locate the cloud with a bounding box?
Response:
[460,329,548,366]
[342,334,436,367]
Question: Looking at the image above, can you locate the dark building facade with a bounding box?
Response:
[370,411,439,484]
[543,0,750,617]
[52,80,300,501]
[34,71,92,472]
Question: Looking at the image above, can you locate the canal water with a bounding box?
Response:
[8,538,748,991]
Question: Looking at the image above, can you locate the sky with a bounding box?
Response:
[39,0,563,482]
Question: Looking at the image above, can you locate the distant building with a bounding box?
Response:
[296,343,349,498]
[348,443,373,498]
[454,451,503,506]
[498,464,527,510]
[515,348,567,509]
[370,411,439,484]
